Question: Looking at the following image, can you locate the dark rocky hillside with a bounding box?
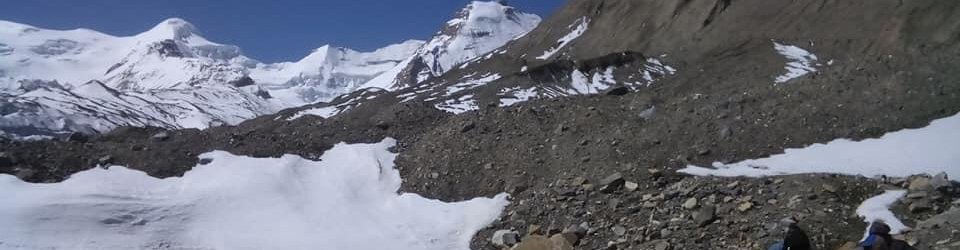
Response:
[2,0,960,249]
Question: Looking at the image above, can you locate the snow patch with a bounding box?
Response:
[287,106,339,120]
[856,190,909,237]
[498,87,538,107]
[435,95,479,114]
[680,112,960,180]
[773,42,819,84]
[568,67,614,95]
[445,73,501,96]
[537,18,589,60]
[0,139,509,250]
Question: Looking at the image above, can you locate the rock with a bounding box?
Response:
[694,205,717,227]
[604,86,630,96]
[549,234,575,250]
[198,158,213,165]
[98,155,113,165]
[659,228,673,238]
[909,199,933,213]
[554,232,580,246]
[682,198,698,209]
[563,224,588,238]
[375,121,390,130]
[151,132,170,141]
[571,177,587,186]
[909,177,933,191]
[599,173,625,193]
[737,202,754,212]
[612,226,627,236]
[906,192,928,199]
[67,132,89,143]
[430,172,440,179]
[15,169,35,180]
[822,183,839,193]
[624,181,639,192]
[930,172,950,190]
[0,152,12,169]
[492,230,520,247]
[511,235,551,250]
[460,122,476,133]
[651,239,671,250]
[527,224,543,235]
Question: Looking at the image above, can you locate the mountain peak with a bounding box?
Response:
[141,17,201,41]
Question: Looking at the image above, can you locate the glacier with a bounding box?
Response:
[0,139,509,250]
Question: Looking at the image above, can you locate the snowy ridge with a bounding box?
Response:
[251,40,424,106]
[1,80,276,134]
[0,139,509,250]
[419,56,678,115]
[537,17,590,60]
[361,1,541,91]
[0,18,418,136]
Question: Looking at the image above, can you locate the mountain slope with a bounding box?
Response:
[0,1,538,137]
[2,0,960,249]
[361,1,541,91]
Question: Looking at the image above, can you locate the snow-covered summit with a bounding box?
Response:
[0,1,542,137]
[362,1,541,90]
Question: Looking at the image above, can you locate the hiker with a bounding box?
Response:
[855,221,917,250]
[767,218,812,250]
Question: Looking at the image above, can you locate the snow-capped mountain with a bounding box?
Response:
[250,40,424,105]
[0,1,540,137]
[362,1,541,90]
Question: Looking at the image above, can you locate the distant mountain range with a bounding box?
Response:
[0,1,540,137]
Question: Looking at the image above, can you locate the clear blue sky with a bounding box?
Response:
[2,0,565,63]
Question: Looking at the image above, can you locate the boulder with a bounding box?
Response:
[599,173,625,193]
[930,172,950,190]
[492,230,520,247]
[624,181,639,192]
[67,132,89,143]
[511,235,551,250]
[549,234,575,250]
[738,202,754,212]
[461,122,476,133]
[694,205,718,227]
[151,132,170,141]
[909,199,933,213]
[909,177,933,191]
[682,198,698,209]
[604,86,630,96]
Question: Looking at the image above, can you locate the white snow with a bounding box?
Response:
[286,106,340,121]
[498,87,538,107]
[362,1,540,92]
[0,139,509,250]
[567,67,613,95]
[856,190,909,237]
[679,112,960,180]
[435,95,479,114]
[445,73,501,96]
[773,42,819,84]
[537,18,589,60]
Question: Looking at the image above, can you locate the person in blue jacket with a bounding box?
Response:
[856,221,918,250]
[768,217,812,250]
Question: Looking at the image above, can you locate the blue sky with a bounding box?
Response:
[2,0,565,62]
